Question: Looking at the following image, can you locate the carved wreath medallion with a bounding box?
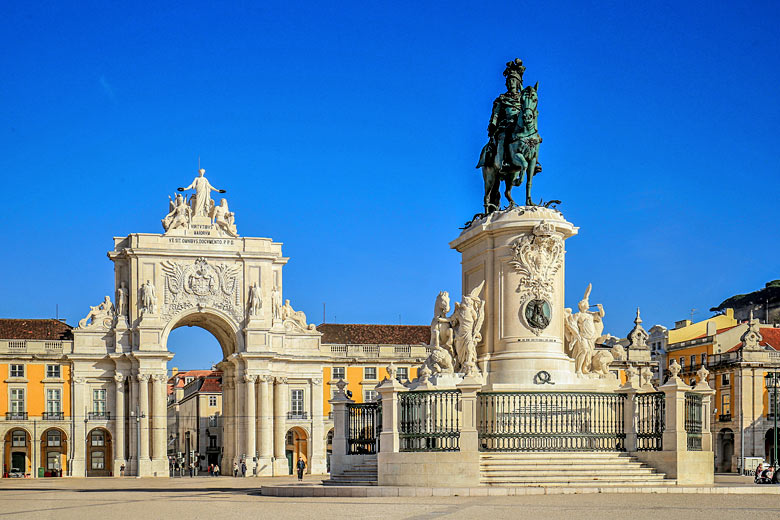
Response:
[160,257,242,321]
[509,221,563,335]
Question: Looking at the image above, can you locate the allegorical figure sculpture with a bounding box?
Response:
[271,283,282,322]
[248,281,262,316]
[420,282,486,378]
[423,292,456,375]
[282,299,315,331]
[78,296,115,329]
[178,168,226,217]
[116,281,129,317]
[140,280,157,315]
[211,198,238,237]
[162,193,191,232]
[477,58,543,213]
[565,284,607,377]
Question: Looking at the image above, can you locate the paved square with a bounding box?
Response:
[0,477,777,520]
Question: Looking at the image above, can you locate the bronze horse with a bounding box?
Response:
[478,83,541,213]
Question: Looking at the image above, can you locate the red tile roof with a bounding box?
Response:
[200,377,222,393]
[317,324,429,345]
[726,326,780,352]
[0,319,73,340]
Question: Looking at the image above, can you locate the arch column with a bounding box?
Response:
[258,376,273,474]
[243,375,257,475]
[136,374,151,475]
[309,378,327,474]
[71,376,87,477]
[222,377,235,470]
[151,374,167,475]
[273,377,288,475]
[112,374,126,476]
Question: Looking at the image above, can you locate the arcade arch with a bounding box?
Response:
[286,427,309,475]
[87,428,112,477]
[40,427,67,477]
[3,428,31,477]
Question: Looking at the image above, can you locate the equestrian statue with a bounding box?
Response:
[476,58,544,214]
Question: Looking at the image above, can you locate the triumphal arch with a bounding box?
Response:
[69,168,326,477]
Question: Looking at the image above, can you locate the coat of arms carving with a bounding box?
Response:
[161,257,242,320]
[509,221,564,334]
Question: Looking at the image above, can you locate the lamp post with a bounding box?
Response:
[84,409,89,478]
[765,372,779,467]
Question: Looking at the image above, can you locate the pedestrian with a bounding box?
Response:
[120,464,125,477]
[214,463,220,477]
[241,461,247,477]
[233,461,238,477]
[296,458,306,481]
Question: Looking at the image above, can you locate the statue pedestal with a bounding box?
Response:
[450,207,579,389]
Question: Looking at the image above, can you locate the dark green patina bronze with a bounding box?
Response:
[477,58,543,214]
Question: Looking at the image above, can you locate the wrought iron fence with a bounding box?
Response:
[477,392,626,451]
[684,392,703,451]
[346,402,381,455]
[399,390,460,452]
[635,392,664,451]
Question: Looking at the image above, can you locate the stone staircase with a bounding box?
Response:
[324,456,378,486]
[480,452,674,486]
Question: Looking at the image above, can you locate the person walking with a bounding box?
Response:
[233,461,238,477]
[214,463,220,477]
[296,458,306,481]
[241,461,247,477]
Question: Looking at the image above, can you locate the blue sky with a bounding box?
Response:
[2,1,779,369]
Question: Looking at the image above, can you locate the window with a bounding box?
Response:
[679,357,685,368]
[47,451,60,470]
[208,396,217,406]
[209,414,218,427]
[291,389,304,416]
[364,367,377,380]
[91,450,104,470]
[286,431,294,445]
[701,353,707,366]
[91,430,105,446]
[185,377,194,384]
[722,373,730,386]
[11,388,25,413]
[12,430,25,447]
[364,390,379,402]
[47,430,61,447]
[396,367,409,382]
[209,435,217,448]
[92,389,106,414]
[10,364,24,378]
[333,367,346,380]
[46,365,61,378]
[771,390,779,417]
[690,355,696,367]
[722,393,731,416]
[47,389,61,413]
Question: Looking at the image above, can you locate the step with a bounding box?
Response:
[480,467,662,476]
[481,475,670,484]
[480,480,678,487]
[480,461,650,469]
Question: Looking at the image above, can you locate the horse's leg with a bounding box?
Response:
[525,153,538,206]
[504,176,515,209]
[483,167,499,213]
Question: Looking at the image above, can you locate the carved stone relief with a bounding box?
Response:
[160,257,242,322]
[509,220,563,334]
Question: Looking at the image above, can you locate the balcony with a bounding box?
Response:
[287,411,308,420]
[42,412,64,420]
[6,412,28,420]
[87,411,111,420]
[719,414,732,422]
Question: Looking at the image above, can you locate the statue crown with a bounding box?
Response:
[503,58,526,82]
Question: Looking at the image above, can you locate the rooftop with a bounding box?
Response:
[317,323,429,345]
[0,319,73,340]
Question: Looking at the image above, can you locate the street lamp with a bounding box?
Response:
[765,372,780,467]
[129,405,145,478]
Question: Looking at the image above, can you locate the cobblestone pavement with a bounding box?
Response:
[0,475,776,520]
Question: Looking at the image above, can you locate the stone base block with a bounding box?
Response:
[377,451,480,487]
[631,450,714,485]
[272,457,290,476]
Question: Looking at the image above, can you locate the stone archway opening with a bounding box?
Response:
[163,309,242,476]
[717,428,734,473]
[765,428,778,466]
[40,428,68,477]
[285,427,309,475]
[4,428,31,477]
[87,428,112,477]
